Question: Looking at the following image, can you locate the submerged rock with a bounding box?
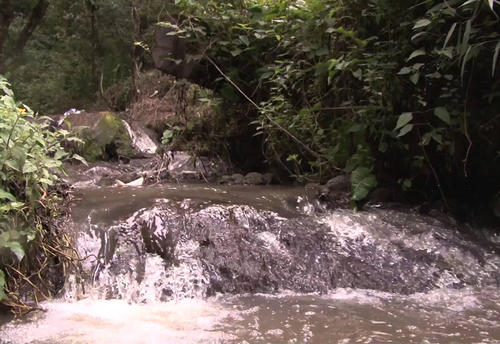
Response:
[71,199,499,301]
[219,173,273,185]
[218,175,234,185]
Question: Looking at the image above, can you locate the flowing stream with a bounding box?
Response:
[1,183,499,344]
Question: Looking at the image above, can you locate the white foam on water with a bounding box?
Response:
[0,299,232,344]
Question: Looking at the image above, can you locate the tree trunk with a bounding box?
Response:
[86,0,100,91]
[0,0,49,74]
[0,0,14,64]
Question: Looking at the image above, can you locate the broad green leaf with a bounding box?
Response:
[413,19,431,30]
[10,146,26,171]
[0,201,24,212]
[0,189,15,201]
[461,45,472,82]
[395,112,413,130]
[54,149,68,160]
[398,124,414,137]
[437,48,454,59]
[71,154,88,166]
[462,20,472,48]
[460,0,479,7]
[421,131,443,145]
[492,41,500,77]
[411,32,427,42]
[351,167,377,201]
[239,35,250,46]
[231,48,243,57]
[421,133,432,146]
[430,131,443,144]
[407,49,426,61]
[434,107,451,124]
[397,67,412,75]
[5,241,25,261]
[39,178,54,186]
[443,23,457,49]
[22,160,37,174]
[4,159,20,172]
[410,73,420,84]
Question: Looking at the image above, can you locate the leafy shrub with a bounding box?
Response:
[0,76,78,301]
[158,0,499,205]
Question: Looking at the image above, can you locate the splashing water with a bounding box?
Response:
[1,183,499,343]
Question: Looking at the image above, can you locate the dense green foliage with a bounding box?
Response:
[1,0,499,208]
[0,76,81,301]
[1,0,135,113]
[157,0,499,205]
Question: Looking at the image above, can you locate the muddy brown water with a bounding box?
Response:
[1,184,499,344]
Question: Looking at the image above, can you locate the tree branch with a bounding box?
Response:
[0,0,49,73]
[205,56,343,171]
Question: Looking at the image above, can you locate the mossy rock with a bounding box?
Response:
[66,112,136,162]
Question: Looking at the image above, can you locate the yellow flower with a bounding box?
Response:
[18,108,26,113]
[3,110,7,114]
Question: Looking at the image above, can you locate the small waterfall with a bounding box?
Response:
[64,186,499,301]
[1,184,499,344]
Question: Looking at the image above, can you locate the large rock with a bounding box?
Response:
[61,112,160,162]
[243,172,265,185]
[63,112,136,161]
[74,200,499,301]
[165,151,228,181]
[326,174,351,192]
[122,121,158,155]
[219,173,273,185]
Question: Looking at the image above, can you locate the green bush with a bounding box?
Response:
[159,0,499,204]
[0,76,80,301]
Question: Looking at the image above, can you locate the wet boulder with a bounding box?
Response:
[122,121,158,155]
[63,112,137,162]
[231,173,245,184]
[75,200,500,300]
[165,151,228,181]
[262,173,274,185]
[218,175,235,185]
[243,172,265,185]
[219,173,270,185]
[326,175,351,192]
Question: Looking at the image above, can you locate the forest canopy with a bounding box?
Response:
[0,0,499,208]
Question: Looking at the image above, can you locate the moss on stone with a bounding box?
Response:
[72,112,136,162]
